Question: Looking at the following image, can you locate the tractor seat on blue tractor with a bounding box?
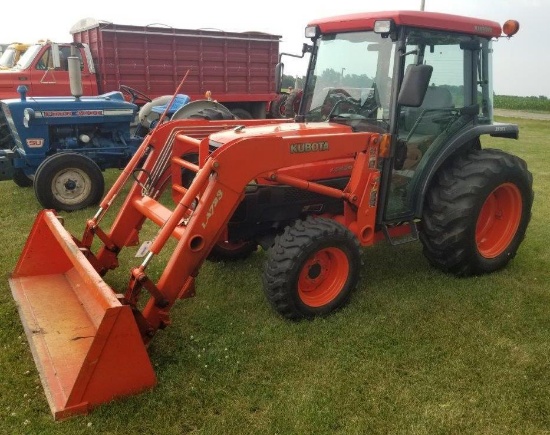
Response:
[151,94,191,116]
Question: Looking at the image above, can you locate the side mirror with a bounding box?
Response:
[397,64,433,107]
[275,62,284,93]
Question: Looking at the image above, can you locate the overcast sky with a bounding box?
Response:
[2,0,548,97]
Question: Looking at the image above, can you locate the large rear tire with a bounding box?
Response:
[34,153,104,211]
[420,148,533,276]
[284,90,302,118]
[230,108,253,120]
[270,94,288,118]
[262,216,360,320]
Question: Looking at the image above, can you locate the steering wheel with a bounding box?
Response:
[119,85,152,104]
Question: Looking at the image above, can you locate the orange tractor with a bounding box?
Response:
[9,11,531,419]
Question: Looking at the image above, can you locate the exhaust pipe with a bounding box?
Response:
[68,46,82,99]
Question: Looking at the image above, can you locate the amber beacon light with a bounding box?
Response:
[502,20,520,37]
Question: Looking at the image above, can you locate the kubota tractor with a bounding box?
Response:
[8,10,532,419]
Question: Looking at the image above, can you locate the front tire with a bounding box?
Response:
[262,216,360,320]
[420,148,533,276]
[34,153,105,211]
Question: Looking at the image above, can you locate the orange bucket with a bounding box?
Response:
[9,210,156,419]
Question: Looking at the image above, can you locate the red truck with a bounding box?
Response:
[0,18,280,119]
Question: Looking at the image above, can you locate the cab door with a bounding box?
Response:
[384,29,479,221]
[28,43,72,96]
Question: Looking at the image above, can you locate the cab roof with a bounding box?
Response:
[307,10,503,38]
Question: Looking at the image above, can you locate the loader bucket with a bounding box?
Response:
[9,210,156,420]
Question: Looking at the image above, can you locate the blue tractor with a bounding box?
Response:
[0,85,144,211]
[0,52,238,212]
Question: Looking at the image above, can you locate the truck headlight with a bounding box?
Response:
[23,108,35,128]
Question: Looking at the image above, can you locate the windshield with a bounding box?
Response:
[0,48,17,69]
[302,31,395,131]
[14,44,42,70]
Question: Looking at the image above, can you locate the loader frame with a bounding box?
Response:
[10,117,389,418]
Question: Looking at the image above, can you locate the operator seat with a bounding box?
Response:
[404,85,454,137]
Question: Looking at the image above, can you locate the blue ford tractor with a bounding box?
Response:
[0,52,239,212]
[0,84,143,211]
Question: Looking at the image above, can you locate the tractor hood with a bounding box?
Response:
[2,91,138,133]
[208,122,354,149]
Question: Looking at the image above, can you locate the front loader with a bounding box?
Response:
[8,10,533,419]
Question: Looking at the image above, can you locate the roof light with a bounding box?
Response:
[374,20,395,34]
[305,26,319,39]
[502,20,520,37]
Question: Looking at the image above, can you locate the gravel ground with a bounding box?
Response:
[494,109,550,120]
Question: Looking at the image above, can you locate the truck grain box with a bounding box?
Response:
[0,18,281,118]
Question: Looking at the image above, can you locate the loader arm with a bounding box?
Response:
[9,118,382,419]
[133,122,383,333]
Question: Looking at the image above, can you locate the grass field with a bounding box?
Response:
[0,117,549,434]
[494,95,550,113]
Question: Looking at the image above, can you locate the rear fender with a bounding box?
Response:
[411,123,519,217]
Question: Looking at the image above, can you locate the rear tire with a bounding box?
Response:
[284,90,302,118]
[230,108,253,119]
[270,94,288,118]
[262,216,360,320]
[34,153,104,211]
[420,148,533,276]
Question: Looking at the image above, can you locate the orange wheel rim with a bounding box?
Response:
[476,183,522,258]
[298,247,349,307]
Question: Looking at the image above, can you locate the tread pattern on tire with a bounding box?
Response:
[284,90,302,118]
[420,148,533,276]
[262,216,360,320]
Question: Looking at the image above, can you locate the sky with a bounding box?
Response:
[1,0,548,97]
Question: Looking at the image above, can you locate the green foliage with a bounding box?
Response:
[281,74,297,90]
[494,95,550,112]
[0,117,549,433]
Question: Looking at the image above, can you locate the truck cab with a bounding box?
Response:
[0,42,30,70]
[0,41,98,99]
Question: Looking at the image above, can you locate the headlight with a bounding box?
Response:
[305,25,319,39]
[374,20,395,35]
[23,108,35,128]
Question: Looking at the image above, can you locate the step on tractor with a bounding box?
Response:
[8,10,532,419]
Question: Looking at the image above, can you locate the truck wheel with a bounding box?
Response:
[270,94,288,118]
[13,169,33,187]
[420,149,533,276]
[34,153,104,211]
[284,90,302,118]
[262,216,360,320]
[230,108,253,119]
[208,240,258,261]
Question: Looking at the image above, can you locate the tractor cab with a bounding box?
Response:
[283,11,520,223]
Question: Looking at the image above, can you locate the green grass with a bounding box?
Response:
[1,117,550,434]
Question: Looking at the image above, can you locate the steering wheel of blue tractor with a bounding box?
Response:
[120,85,152,104]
